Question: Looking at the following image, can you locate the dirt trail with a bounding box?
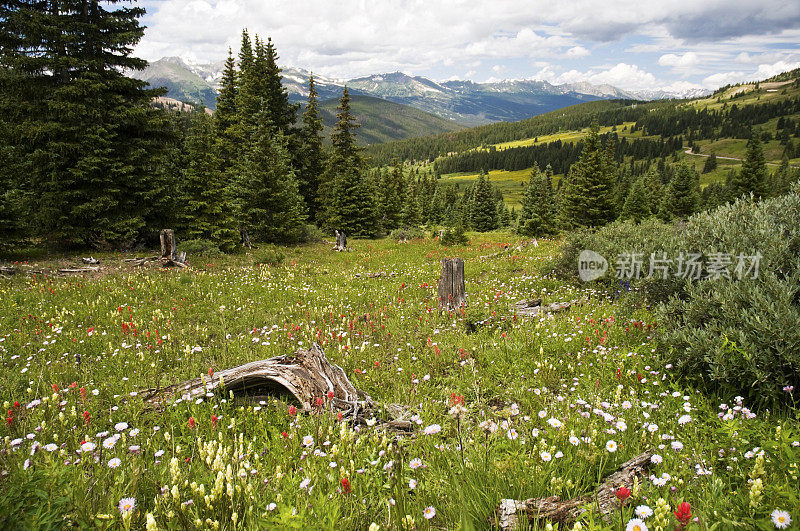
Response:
[684,149,797,167]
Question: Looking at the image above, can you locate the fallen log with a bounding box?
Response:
[513,298,585,319]
[140,343,410,430]
[82,257,100,265]
[57,267,101,274]
[495,450,653,529]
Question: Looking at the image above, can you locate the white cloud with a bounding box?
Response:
[658,52,699,67]
[566,46,590,58]
[535,63,658,92]
[133,0,800,87]
[701,60,800,88]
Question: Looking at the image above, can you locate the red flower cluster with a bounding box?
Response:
[674,502,692,526]
[450,393,465,406]
[187,417,196,429]
[615,486,631,503]
[340,477,352,494]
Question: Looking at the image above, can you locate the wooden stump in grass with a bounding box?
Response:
[160,229,176,260]
[334,230,347,251]
[438,257,466,310]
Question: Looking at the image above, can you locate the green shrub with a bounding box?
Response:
[657,187,800,408]
[253,246,285,266]
[299,224,324,244]
[440,223,469,246]
[389,226,425,241]
[177,239,223,256]
[552,184,800,407]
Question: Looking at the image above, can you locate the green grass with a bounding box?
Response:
[1,236,798,529]
[318,95,464,146]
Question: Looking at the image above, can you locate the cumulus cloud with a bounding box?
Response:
[566,46,590,58]
[535,63,658,92]
[658,52,700,67]
[701,60,800,88]
[133,0,800,89]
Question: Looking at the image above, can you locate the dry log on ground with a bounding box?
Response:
[57,267,100,274]
[438,258,466,310]
[82,257,100,265]
[140,343,411,430]
[513,298,585,319]
[496,450,653,529]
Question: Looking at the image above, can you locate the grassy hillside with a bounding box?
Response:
[427,75,800,199]
[317,95,465,145]
[133,58,218,110]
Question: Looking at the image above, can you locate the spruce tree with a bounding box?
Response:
[518,167,556,236]
[180,114,239,252]
[239,112,306,243]
[730,132,768,199]
[323,88,378,236]
[658,161,700,220]
[402,176,423,227]
[702,152,718,174]
[297,74,325,215]
[378,159,405,230]
[214,48,239,169]
[0,0,169,248]
[559,124,616,228]
[470,172,498,232]
[620,177,652,222]
[262,37,298,134]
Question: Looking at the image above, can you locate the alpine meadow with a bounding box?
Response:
[3,1,800,530]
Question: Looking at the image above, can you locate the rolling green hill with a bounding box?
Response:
[374,72,800,199]
[316,95,465,146]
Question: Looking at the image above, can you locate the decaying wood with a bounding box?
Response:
[333,230,348,252]
[438,258,466,310]
[82,257,100,265]
[480,239,539,260]
[57,267,100,274]
[496,450,653,529]
[160,229,177,259]
[140,343,411,430]
[513,298,586,319]
[355,271,397,279]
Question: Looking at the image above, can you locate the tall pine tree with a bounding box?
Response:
[239,111,306,243]
[180,114,239,252]
[730,131,768,199]
[322,87,378,237]
[1,0,170,248]
[558,124,616,228]
[658,161,700,220]
[518,166,556,236]
[297,74,325,216]
[470,172,498,232]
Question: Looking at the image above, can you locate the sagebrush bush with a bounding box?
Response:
[657,187,800,407]
[552,184,800,407]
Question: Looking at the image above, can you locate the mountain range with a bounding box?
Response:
[131,56,711,127]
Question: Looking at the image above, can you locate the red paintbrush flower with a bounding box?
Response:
[674,502,692,527]
[340,477,352,494]
[615,486,631,503]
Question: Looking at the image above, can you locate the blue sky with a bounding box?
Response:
[135,0,800,92]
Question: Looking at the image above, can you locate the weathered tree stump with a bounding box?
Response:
[240,229,252,249]
[438,257,466,310]
[158,229,188,267]
[160,229,176,260]
[495,450,654,529]
[333,230,347,251]
[140,343,412,431]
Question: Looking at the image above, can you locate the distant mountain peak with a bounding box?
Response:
[133,58,712,123]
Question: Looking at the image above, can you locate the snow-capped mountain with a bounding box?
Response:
[133,57,710,120]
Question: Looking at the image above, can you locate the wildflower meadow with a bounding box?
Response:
[1,234,798,530]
